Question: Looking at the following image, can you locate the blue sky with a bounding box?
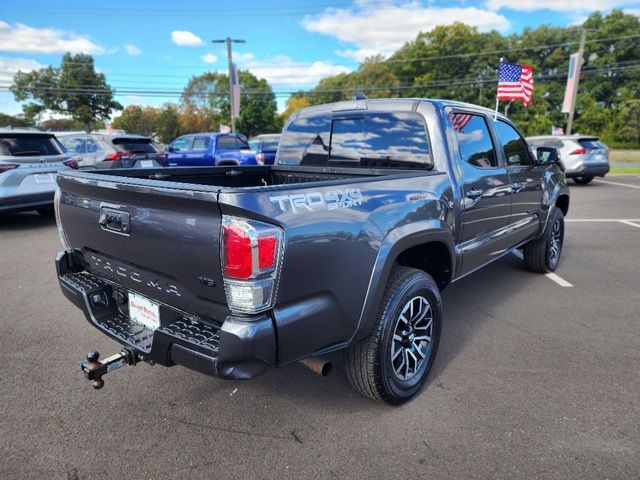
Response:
[1,0,638,117]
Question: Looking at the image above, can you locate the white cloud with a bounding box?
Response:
[0,21,104,54]
[488,0,637,12]
[236,54,352,87]
[124,44,141,56]
[623,7,640,16]
[302,3,510,59]
[201,53,218,63]
[171,30,204,47]
[0,56,44,83]
[234,52,255,63]
[336,48,385,62]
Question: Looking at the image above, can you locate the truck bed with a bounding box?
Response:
[76,164,432,190]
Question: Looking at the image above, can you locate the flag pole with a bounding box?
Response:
[494,57,503,122]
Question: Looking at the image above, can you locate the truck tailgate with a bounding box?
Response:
[56,172,230,322]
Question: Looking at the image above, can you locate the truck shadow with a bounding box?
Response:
[179,254,528,410]
[0,211,56,231]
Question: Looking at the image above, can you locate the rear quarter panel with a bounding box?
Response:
[218,172,455,364]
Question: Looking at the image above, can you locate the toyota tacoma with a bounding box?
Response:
[54,98,569,404]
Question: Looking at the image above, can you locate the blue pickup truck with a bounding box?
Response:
[166,133,257,167]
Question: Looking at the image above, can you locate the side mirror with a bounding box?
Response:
[536,147,559,165]
[165,146,175,153]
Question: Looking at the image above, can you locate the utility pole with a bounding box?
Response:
[566,28,586,136]
[212,37,245,133]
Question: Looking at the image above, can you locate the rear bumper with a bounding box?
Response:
[56,250,276,380]
[0,191,54,213]
[565,163,610,178]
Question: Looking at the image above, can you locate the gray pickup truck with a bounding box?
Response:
[55,98,569,404]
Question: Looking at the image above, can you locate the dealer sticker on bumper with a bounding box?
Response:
[128,292,160,330]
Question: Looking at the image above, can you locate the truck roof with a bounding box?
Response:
[293,98,507,121]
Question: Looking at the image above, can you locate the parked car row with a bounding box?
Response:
[0,119,611,218]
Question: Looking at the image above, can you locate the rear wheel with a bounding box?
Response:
[36,206,55,217]
[523,206,564,273]
[344,267,442,404]
[573,176,593,185]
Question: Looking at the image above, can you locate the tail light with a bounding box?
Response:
[570,148,590,155]
[105,152,134,161]
[221,215,284,314]
[63,159,79,169]
[256,153,265,165]
[0,163,19,173]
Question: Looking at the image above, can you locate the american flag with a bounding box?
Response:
[497,61,534,107]
[449,112,472,132]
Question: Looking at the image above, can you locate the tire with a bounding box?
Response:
[344,267,442,404]
[36,206,55,217]
[523,206,564,273]
[573,176,593,185]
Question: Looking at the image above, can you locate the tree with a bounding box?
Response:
[11,53,122,132]
[111,105,158,136]
[181,70,279,137]
[155,104,182,144]
[283,95,311,120]
[0,113,35,128]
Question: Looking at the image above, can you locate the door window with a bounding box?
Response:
[192,136,210,151]
[494,120,533,166]
[449,113,498,168]
[171,136,191,151]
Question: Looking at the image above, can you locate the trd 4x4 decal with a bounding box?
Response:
[270,188,363,213]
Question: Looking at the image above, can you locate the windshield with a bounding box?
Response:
[0,135,63,156]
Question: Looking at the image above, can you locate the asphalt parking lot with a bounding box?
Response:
[1,176,638,480]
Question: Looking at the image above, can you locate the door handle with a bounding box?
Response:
[465,187,483,199]
[511,182,524,192]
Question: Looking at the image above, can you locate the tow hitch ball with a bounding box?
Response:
[80,349,138,389]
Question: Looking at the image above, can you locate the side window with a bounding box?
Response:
[328,112,432,168]
[171,136,191,151]
[192,136,210,151]
[448,113,498,169]
[59,136,84,154]
[216,136,236,150]
[276,115,331,166]
[84,137,102,153]
[235,137,249,149]
[494,120,532,166]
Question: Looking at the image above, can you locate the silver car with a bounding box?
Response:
[56,133,166,169]
[527,135,610,184]
[0,129,76,216]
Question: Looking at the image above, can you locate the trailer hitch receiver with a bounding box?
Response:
[80,349,139,389]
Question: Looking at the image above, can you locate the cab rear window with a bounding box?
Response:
[0,135,62,156]
[277,112,432,169]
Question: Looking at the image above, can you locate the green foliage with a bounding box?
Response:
[11,53,122,132]
[0,113,35,128]
[111,105,158,137]
[182,70,279,137]
[299,10,639,147]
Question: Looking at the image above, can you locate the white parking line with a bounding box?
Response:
[565,218,640,222]
[619,220,640,229]
[593,179,640,189]
[510,250,573,287]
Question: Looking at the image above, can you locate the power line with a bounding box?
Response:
[4,60,638,92]
[2,64,637,99]
[49,33,640,70]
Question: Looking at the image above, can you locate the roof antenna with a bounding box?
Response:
[352,91,367,101]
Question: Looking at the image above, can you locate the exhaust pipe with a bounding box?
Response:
[300,356,332,376]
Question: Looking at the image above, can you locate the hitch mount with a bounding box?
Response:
[80,349,139,389]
